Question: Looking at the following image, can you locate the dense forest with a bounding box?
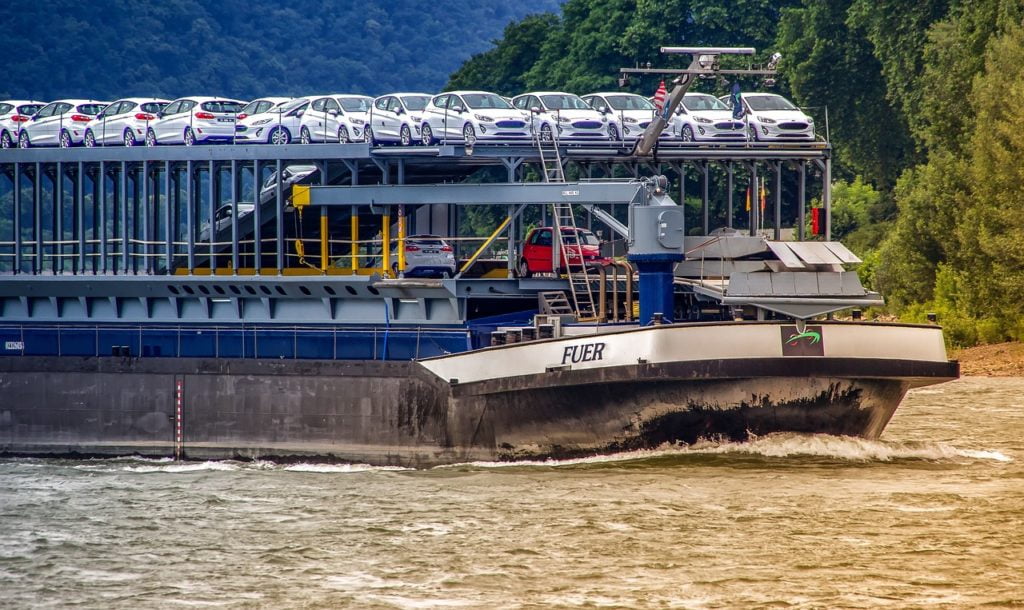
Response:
[448,0,1024,346]
[1,0,561,100]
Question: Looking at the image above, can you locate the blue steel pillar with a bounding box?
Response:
[629,254,682,325]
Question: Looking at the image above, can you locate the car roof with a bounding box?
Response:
[168,96,244,103]
[108,97,170,104]
[330,94,372,100]
[0,99,48,106]
[582,92,645,98]
[46,99,108,105]
[407,234,447,239]
[519,91,579,97]
[440,90,498,96]
[247,96,292,103]
[375,92,432,99]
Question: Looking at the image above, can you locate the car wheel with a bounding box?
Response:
[338,125,350,143]
[84,130,97,148]
[463,123,476,145]
[540,124,553,143]
[748,124,760,142]
[1,131,13,149]
[364,126,376,145]
[391,262,399,277]
[184,127,196,146]
[146,129,158,147]
[18,131,30,148]
[421,123,435,146]
[681,125,695,142]
[444,267,456,279]
[269,126,290,145]
[400,125,412,146]
[608,124,621,141]
[518,259,532,279]
[59,130,72,148]
[300,126,311,144]
[123,129,137,147]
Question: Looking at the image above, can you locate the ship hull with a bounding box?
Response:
[0,322,959,466]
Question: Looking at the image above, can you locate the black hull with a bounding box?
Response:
[0,356,958,467]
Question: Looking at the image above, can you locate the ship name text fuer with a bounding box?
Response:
[562,342,607,365]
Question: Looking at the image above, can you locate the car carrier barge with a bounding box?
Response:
[0,49,958,466]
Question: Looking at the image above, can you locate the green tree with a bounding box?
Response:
[447,14,562,95]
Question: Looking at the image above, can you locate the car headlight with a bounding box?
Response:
[474,114,494,122]
[253,118,272,126]
[757,116,777,124]
[624,117,638,124]
[695,117,713,124]
[557,116,571,123]
[351,118,365,125]
[806,117,814,124]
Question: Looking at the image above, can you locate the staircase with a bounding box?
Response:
[533,126,598,321]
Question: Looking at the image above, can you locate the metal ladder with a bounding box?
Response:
[533,126,598,321]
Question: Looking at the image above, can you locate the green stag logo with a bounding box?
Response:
[785,330,821,346]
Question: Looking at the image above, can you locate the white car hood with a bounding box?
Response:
[469,109,529,121]
[687,110,743,121]
[542,109,604,121]
[607,109,658,122]
[749,109,810,122]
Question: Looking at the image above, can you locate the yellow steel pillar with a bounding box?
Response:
[320,207,328,272]
[382,209,391,276]
[351,205,359,273]
[397,204,406,276]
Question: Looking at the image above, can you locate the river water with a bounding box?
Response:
[1,377,1022,609]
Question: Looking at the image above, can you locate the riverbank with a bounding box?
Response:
[950,342,1024,376]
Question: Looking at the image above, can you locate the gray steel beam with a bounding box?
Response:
[774,161,782,241]
[164,162,172,273]
[305,181,648,207]
[253,160,261,274]
[120,161,128,273]
[208,160,216,273]
[56,162,63,274]
[99,161,106,273]
[141,161,149,274]
[77,161,84,274]
[186,160,194,272]
[34,162,41,274]
[231,160,239,273]
[726,161,734,229]
[13,162,20,273]
[275,158,283,272]
[798,162,806,241]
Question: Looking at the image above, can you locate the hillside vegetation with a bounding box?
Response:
[448,0,1024,346]
[1,0,561,100]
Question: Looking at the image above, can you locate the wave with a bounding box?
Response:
[440,433,1013,470]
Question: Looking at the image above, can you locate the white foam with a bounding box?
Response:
[437,434,1012,468]
[283,463,411,473]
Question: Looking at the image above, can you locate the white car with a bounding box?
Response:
[0,100,46,149]
[84,98,169,147]
[145,96,245,146]
[235,97,309,144]
[721,92,814,141]
[387,235,457,278]
[512,91,613,141]
[236,97,292,120]
[298,94,372,143]
[419,91,531,145]
[199,202,256,242]
[581,92,663,142]
[672,93,746,142]
[18,99,109,148]
[365,92,432,146]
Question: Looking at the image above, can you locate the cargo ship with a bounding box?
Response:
[0,50,958,466]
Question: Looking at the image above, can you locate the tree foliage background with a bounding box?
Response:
[0,0,561,101]
[449,0,1024,346]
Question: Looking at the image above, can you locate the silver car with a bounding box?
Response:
[391,235,457,278]
[84,97,169,147]
[145,96,245,146]
[19,99,109,148]
[0,100,46,148]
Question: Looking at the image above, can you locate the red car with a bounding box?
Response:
[518,226,610,277]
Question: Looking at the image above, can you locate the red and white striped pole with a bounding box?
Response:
[174,378,184,460]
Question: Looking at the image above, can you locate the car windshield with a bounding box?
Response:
[140,102,167,113]
[401,95,431,111]
[77,104,107,115]
[541,94,590,110]
[339,98,371,112]
[604,95,654,111]
[461,94,513,110]
[562,228,600,246]
[239,100,265,115]
[745,95,798,111]
[408,237,446,246]
[280,98,309,112]
[683,94,729,111]
[202,101,244,113]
